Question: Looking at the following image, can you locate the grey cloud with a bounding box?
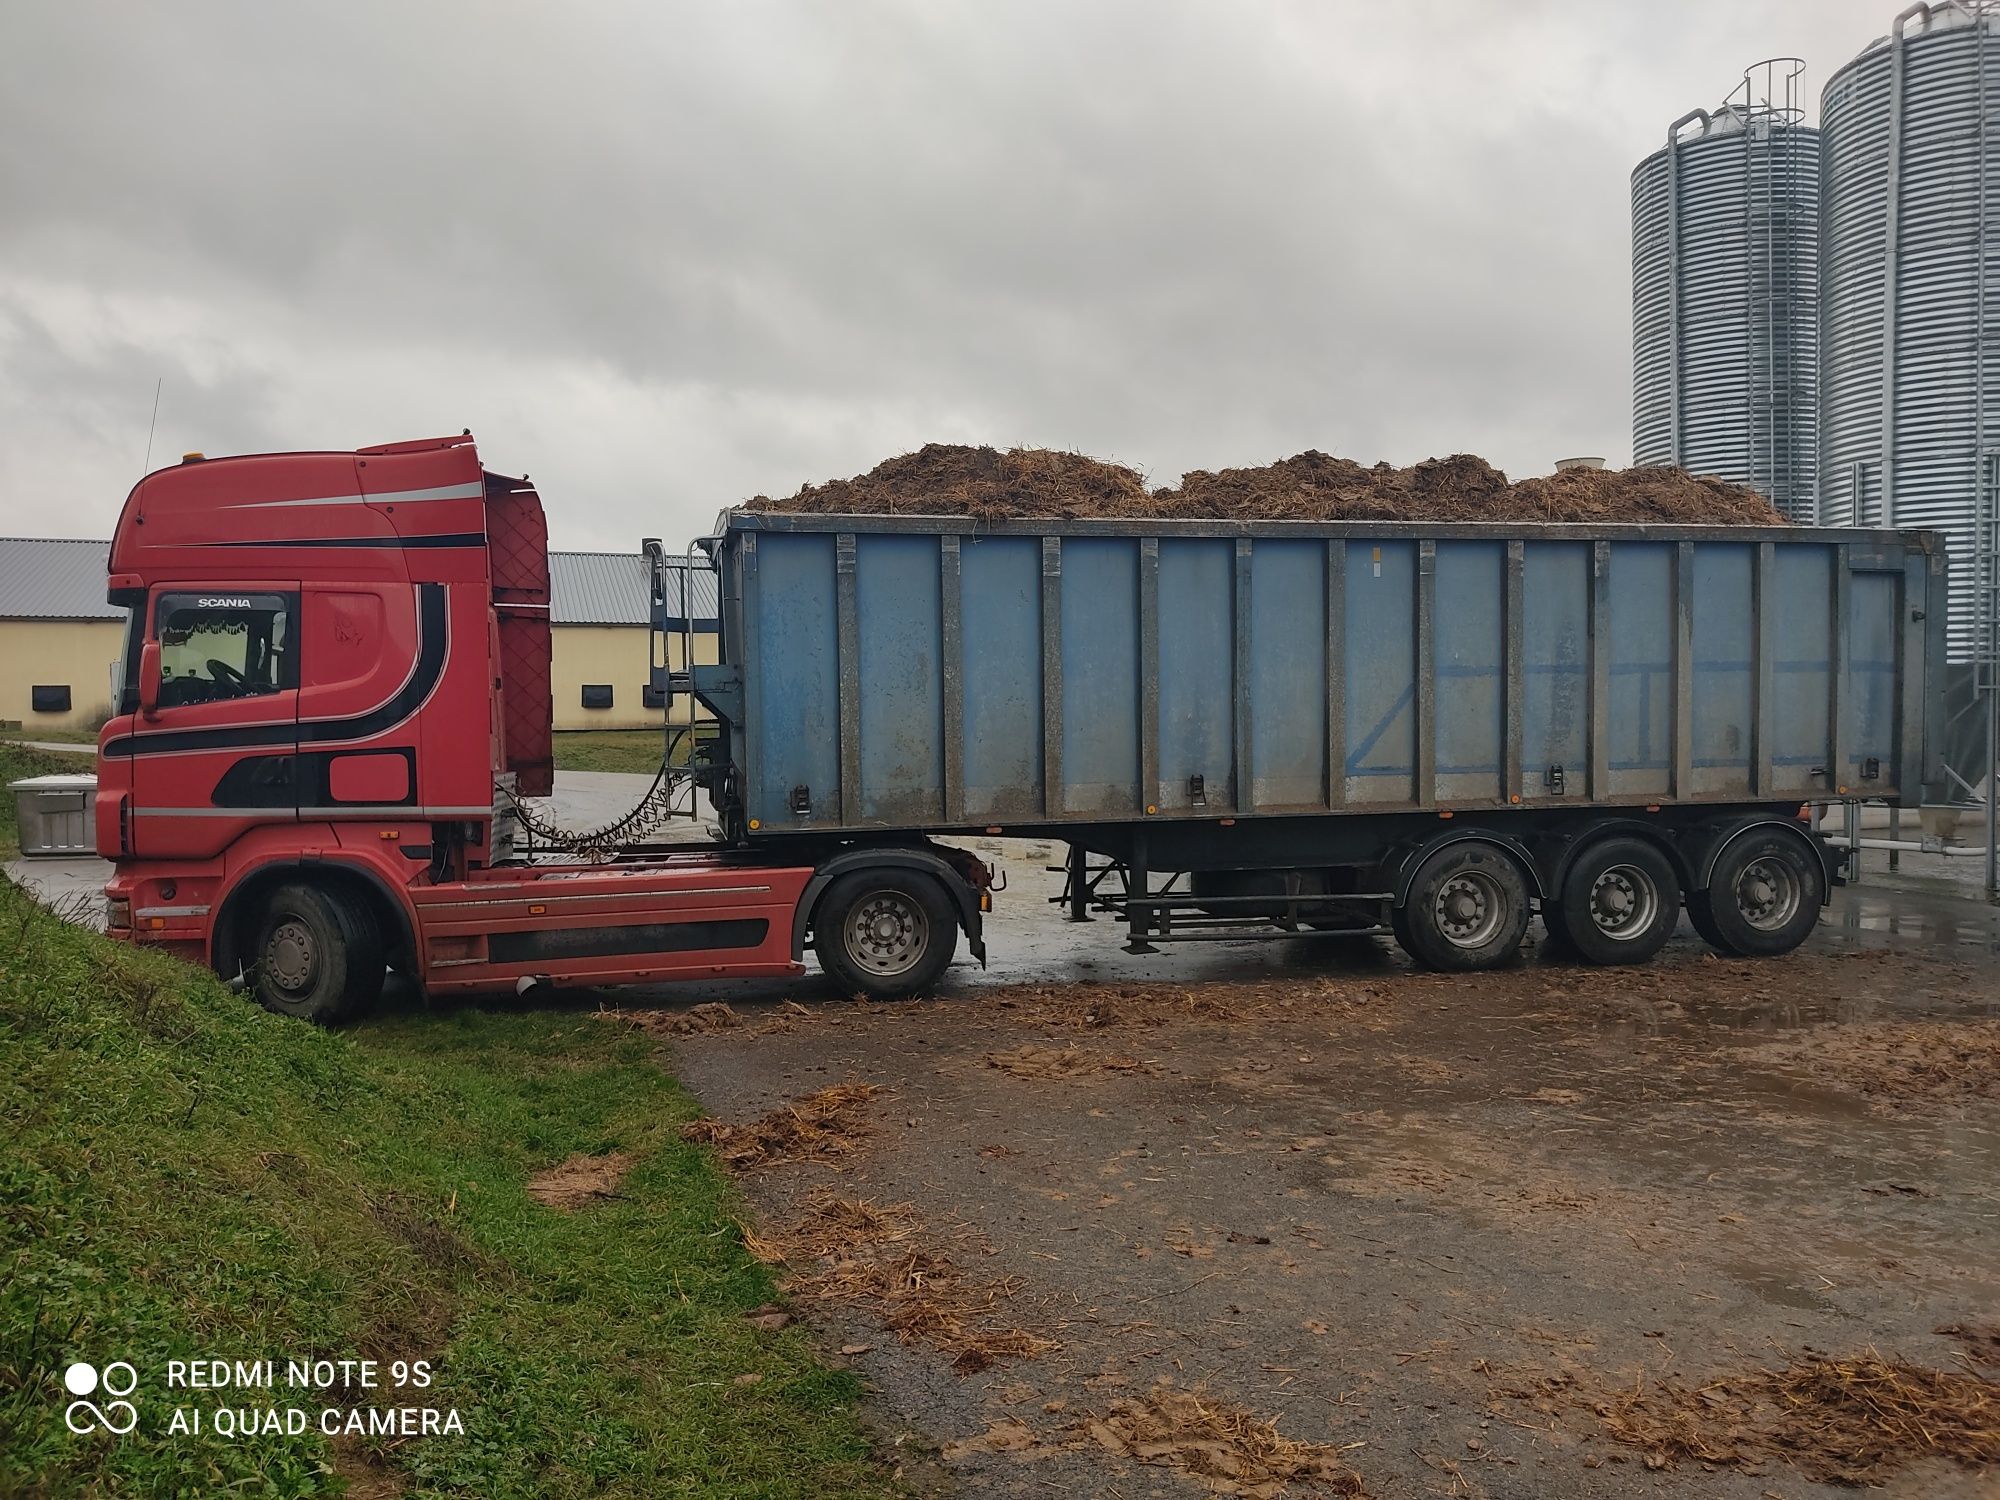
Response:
[1,0,1893,549]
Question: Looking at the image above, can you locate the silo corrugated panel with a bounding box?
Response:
[1821,2,1999,660]
[1632,108,1821,519]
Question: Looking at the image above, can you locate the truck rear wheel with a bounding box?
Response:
[1687,826,1823,958]
[1552,837,1681,965]
[1393,841,1529,971]
[813,869,958,999]
[248,883,384,1024]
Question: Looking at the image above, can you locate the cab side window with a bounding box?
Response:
[155,593,297,709]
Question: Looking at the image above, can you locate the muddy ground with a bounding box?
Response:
[622,850,2000,1499]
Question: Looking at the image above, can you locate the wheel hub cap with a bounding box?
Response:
[1736,857,1801,932]
[846,893,928,978]
[1434,872,1506,947]
[1588,864,1658,939]
[266,920,315,991]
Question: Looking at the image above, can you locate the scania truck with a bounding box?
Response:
[95,433,1945,1020]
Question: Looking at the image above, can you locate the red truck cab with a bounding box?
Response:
[97,434,983,1019]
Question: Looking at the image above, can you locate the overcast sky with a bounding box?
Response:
[1,0,1893,551]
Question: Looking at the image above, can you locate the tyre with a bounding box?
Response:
[1689,826,1823,957]
[341,897,388,1013]
[1555,837,1681,966]
[812,869,959,999]
[247,883,384,1023]
[1394,841,1530,971]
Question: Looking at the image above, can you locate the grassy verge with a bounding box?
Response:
[0,743,97,860]
[551,729,714,776]
[0,878,896,1499]
[0,726,101,745]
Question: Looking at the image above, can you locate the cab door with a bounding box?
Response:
[128,587,301,858]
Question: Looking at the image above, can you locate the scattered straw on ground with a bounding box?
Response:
[1518,1353,2000,1484]
[981,978,1369,1031]
[944,1381,1368,1496]
[748,1190,1057,1373]
[746,442,1786,526]
[681,1083,880,1172]
[1937,1323,2000,1369]
[1752,1019,2000,1111]
[1068,1381,1369,1497]
[984,1043,1151,1079]
[526,1150,635,1211]
[596,1000,741,1035]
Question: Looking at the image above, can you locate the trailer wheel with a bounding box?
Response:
[1687,826,1823,958]
[247,883,383,1023]
[1394,841,1530,971]
[813,869,959,999]
[1552,837,1681,965]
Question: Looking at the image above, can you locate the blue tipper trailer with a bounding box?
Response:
[656,514,1947,975]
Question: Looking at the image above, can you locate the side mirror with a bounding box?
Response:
[138,640,162,719]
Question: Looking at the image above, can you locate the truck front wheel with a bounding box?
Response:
[812,869,959,999]
[247,883,384,1024]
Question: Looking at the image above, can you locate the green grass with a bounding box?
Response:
[0,743,97,859]
[0,878,897,1499]
[0,726,101,745]
[551,729,714,776]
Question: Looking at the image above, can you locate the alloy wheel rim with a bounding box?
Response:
[1433,870,1508,948]
[1736,856,1802,932]
[845,892,928,977]
[1589,863,1660,941]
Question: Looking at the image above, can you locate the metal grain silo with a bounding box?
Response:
[1632,62,1821,519]
[1821,2,1999,668]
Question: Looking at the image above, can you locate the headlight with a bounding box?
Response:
[106,897,132,929]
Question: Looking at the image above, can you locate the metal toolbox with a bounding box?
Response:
[8,774,97,857]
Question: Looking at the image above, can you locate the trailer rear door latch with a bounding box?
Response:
[789,784,812,816]
[1545,763,1565,795]
[1188,774,1207,807]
